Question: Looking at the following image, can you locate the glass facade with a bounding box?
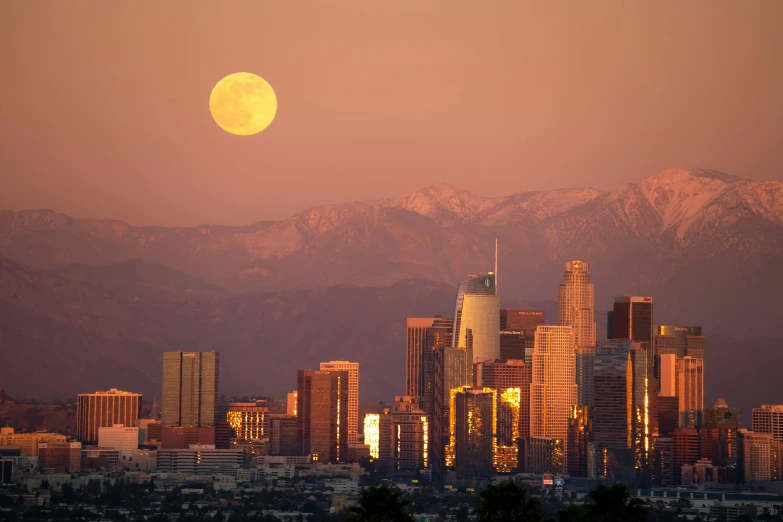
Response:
[451,273,496,347]
[77,389,142,444]
[162,351,219,428]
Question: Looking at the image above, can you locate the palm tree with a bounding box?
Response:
[476,481,542,522]
[347,485,414,522]
[582,483,647,522]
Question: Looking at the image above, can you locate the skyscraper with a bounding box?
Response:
[530,326,578,454]
[457,293,500,363]
[77,389,143,444]
[592,342,632,450]
[454,388,495,479]
[451,272,496,347]
[475,359,529,473]
[225,401,269,441]
[320,361,360,445]
[610,296,654,379]
[752,404,783,443]
[653,325,705,381]
[162,351,219,428]
[297,369,349,462]
[405,317,452,412]
[384,396,429,477]
[557,260,596,408]
[500,309,546,334]
[676,356,704,429]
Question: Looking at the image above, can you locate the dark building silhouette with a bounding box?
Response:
[297,370,349,462]
[268,414,299,456]
[455,389,495,479]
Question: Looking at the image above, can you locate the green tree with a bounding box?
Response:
[582,484,647,522]
[476,481,542,522]
[347,485,414,522]
[557,503,585,522]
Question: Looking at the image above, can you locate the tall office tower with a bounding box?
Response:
[297,369,349,463]
[557,261,596,408]
[320,361,359,446]
[651,436,675,487]
[701,400,740,482]
[672,427,700,485]
[476,359,529,473]
[607,295,658,426]
[225,401,269,441]
[500,309,546,339]
[610,296,653,345]
[499,330,526,361]
[406,317,452,414]
[457,294,500,363]
[267,414,299,456]
[592,342,632,450]
[454,388,495,479]
[530,326,578,455]
[383,396,429,477]
[653,325,705,380]
[286,391,297,416]
[568,406,592,478]
[657,396,680,436]
[752,404,783,443]
[451,272,496,347]
[77,389,143,443]
[738,429,783,483]
[434,346,472,473]
[477,359,531,441]
[162,351,219,428]
[676,357,704,428]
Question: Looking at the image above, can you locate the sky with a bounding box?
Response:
[1,1,782,226]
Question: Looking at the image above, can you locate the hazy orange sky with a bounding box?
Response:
[1,1,782,226]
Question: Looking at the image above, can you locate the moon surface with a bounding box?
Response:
[209,72,277,136]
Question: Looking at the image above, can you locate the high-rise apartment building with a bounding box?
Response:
[738,429,783,483]
[557,261,596,408]
[457,294,500,363]
[77,389,142,444]
[386,396,429,477]
[530,326,578,455]
[162,351,219,428]
[320,361,360,446]
[752,404,783,443]
[676,357,704,428]
[297,370,349,463]
[454,388,495,479]
[451,273,496,347]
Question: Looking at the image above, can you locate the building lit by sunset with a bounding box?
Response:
[225,401,269,441]
[76,389,142,444]
[296,369,349,463]
[320,361,359,446]
[530,326,577,456]
[162,351,219,428]
[557,261,596,409]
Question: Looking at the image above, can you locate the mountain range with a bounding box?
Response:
[1,168,782,415]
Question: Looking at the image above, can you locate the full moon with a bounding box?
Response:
[209,72,277,136]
